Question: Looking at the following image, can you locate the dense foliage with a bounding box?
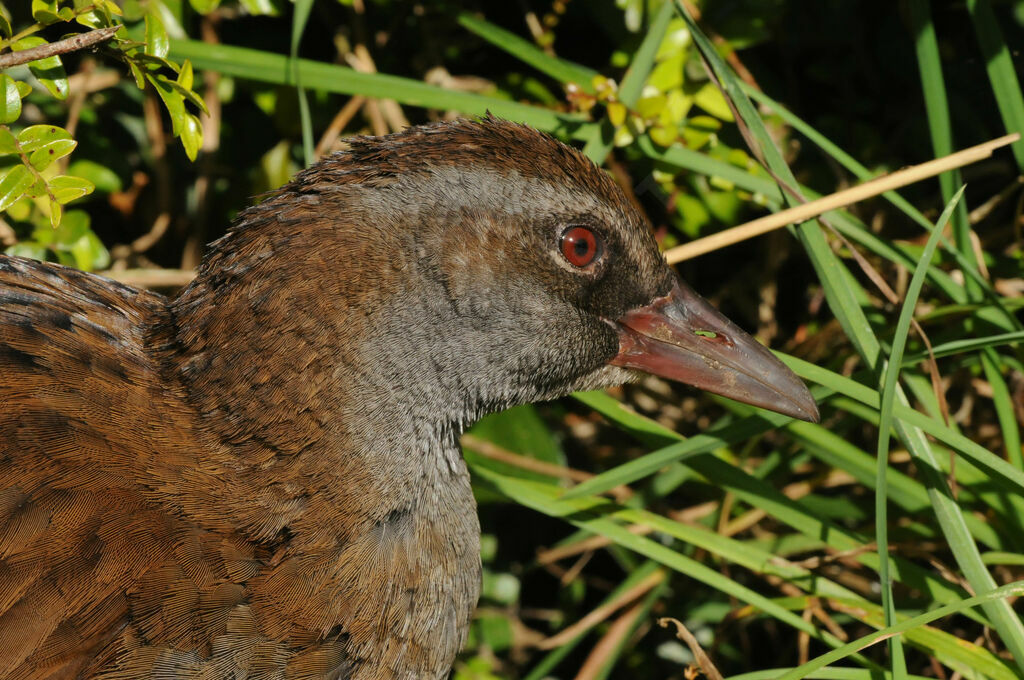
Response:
[1,1,1022,679]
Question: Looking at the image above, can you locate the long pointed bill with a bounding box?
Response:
[610,280,819,423]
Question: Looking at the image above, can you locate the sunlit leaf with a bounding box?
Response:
[4,241,48,262]
[67,159,122,193]
[12,37,69,100]
[29,139,76,171]
[145,11,170,59]
[0,75,22,124]
[31,0,62,24]
[0,165,35,211]
[0,127,16,154]
[18,124,73,152]
[180,112,202,160]
[68,229,110,271]
[146,73,185,136]
[189,0,222,13]
[47,174,95,204]
[177,59,194,91]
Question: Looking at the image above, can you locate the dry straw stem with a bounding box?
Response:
[536,568,665,650]
[663,132,1021,264]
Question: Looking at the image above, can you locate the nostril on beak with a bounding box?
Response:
[694,329,733,346]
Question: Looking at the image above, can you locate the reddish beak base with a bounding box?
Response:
[610,280,820,423]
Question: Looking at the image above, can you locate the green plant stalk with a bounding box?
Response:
[675,1,1024,668]
[875,187,964,678]
[289,0,314,167]
[167,39,586,132]
[907,0,975,289]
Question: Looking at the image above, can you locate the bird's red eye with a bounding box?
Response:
[560,226,600,268]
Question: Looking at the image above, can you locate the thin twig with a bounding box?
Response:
[664,133,1021,264]
[0,26,119,70]
[536,569,664,650]
[574,600,649,680]
[315,95,365,159]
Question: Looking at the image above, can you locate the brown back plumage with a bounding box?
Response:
[0,117,674,679]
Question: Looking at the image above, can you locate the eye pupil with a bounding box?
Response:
[560,226,600,268]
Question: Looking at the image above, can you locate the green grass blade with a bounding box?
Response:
[289,0,315,166]
[966,0,1024,170]
[456,13,598,92]
[874,187,964,677]
[582,0,673,164]
[904,330,1024,363]
[167,39,586,133]
[474,467,858,654]
[676,2,1024,664]
[775,582,1024,680]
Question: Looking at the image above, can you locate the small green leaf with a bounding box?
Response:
[0,127,17,154]
[0,12,11,39]
[189,0,222,13]
[75,9,105,28]
[180,112,202,160]
[693,81,734,121]
[47,198,61,227]
[6,197,32,222]
[0,75,22,124]
[54,209,90,244]
[98,0,123,16]
[25,175,48,199]
[29,138,77,171]
[131,52,180,73]
[66,159,122,193]
[12,37,69,100]
[177,59,193,91]
[47,174,94,204]
[4,241,49,262]
[0,165,35,211]
[68,229,109,270]
[14,81,32,98]
[144,12,169,59]
[166,78,209,115]
[17,125,73,152]
[147,73,185,136]
[238,0,279,16]
[128,61,146,89]
[31,0,62,24]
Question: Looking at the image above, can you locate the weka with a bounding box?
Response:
[0,117,817,679]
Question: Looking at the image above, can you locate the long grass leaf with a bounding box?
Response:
[167,39,586,133]
[289,0,315,166]
[966,0,1024,170]
[775,582,1024,680]
[676,2,1024,663]
[875,187,964,677]
[457,13,598,92]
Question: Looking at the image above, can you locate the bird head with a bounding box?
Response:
[177,116,817,437]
